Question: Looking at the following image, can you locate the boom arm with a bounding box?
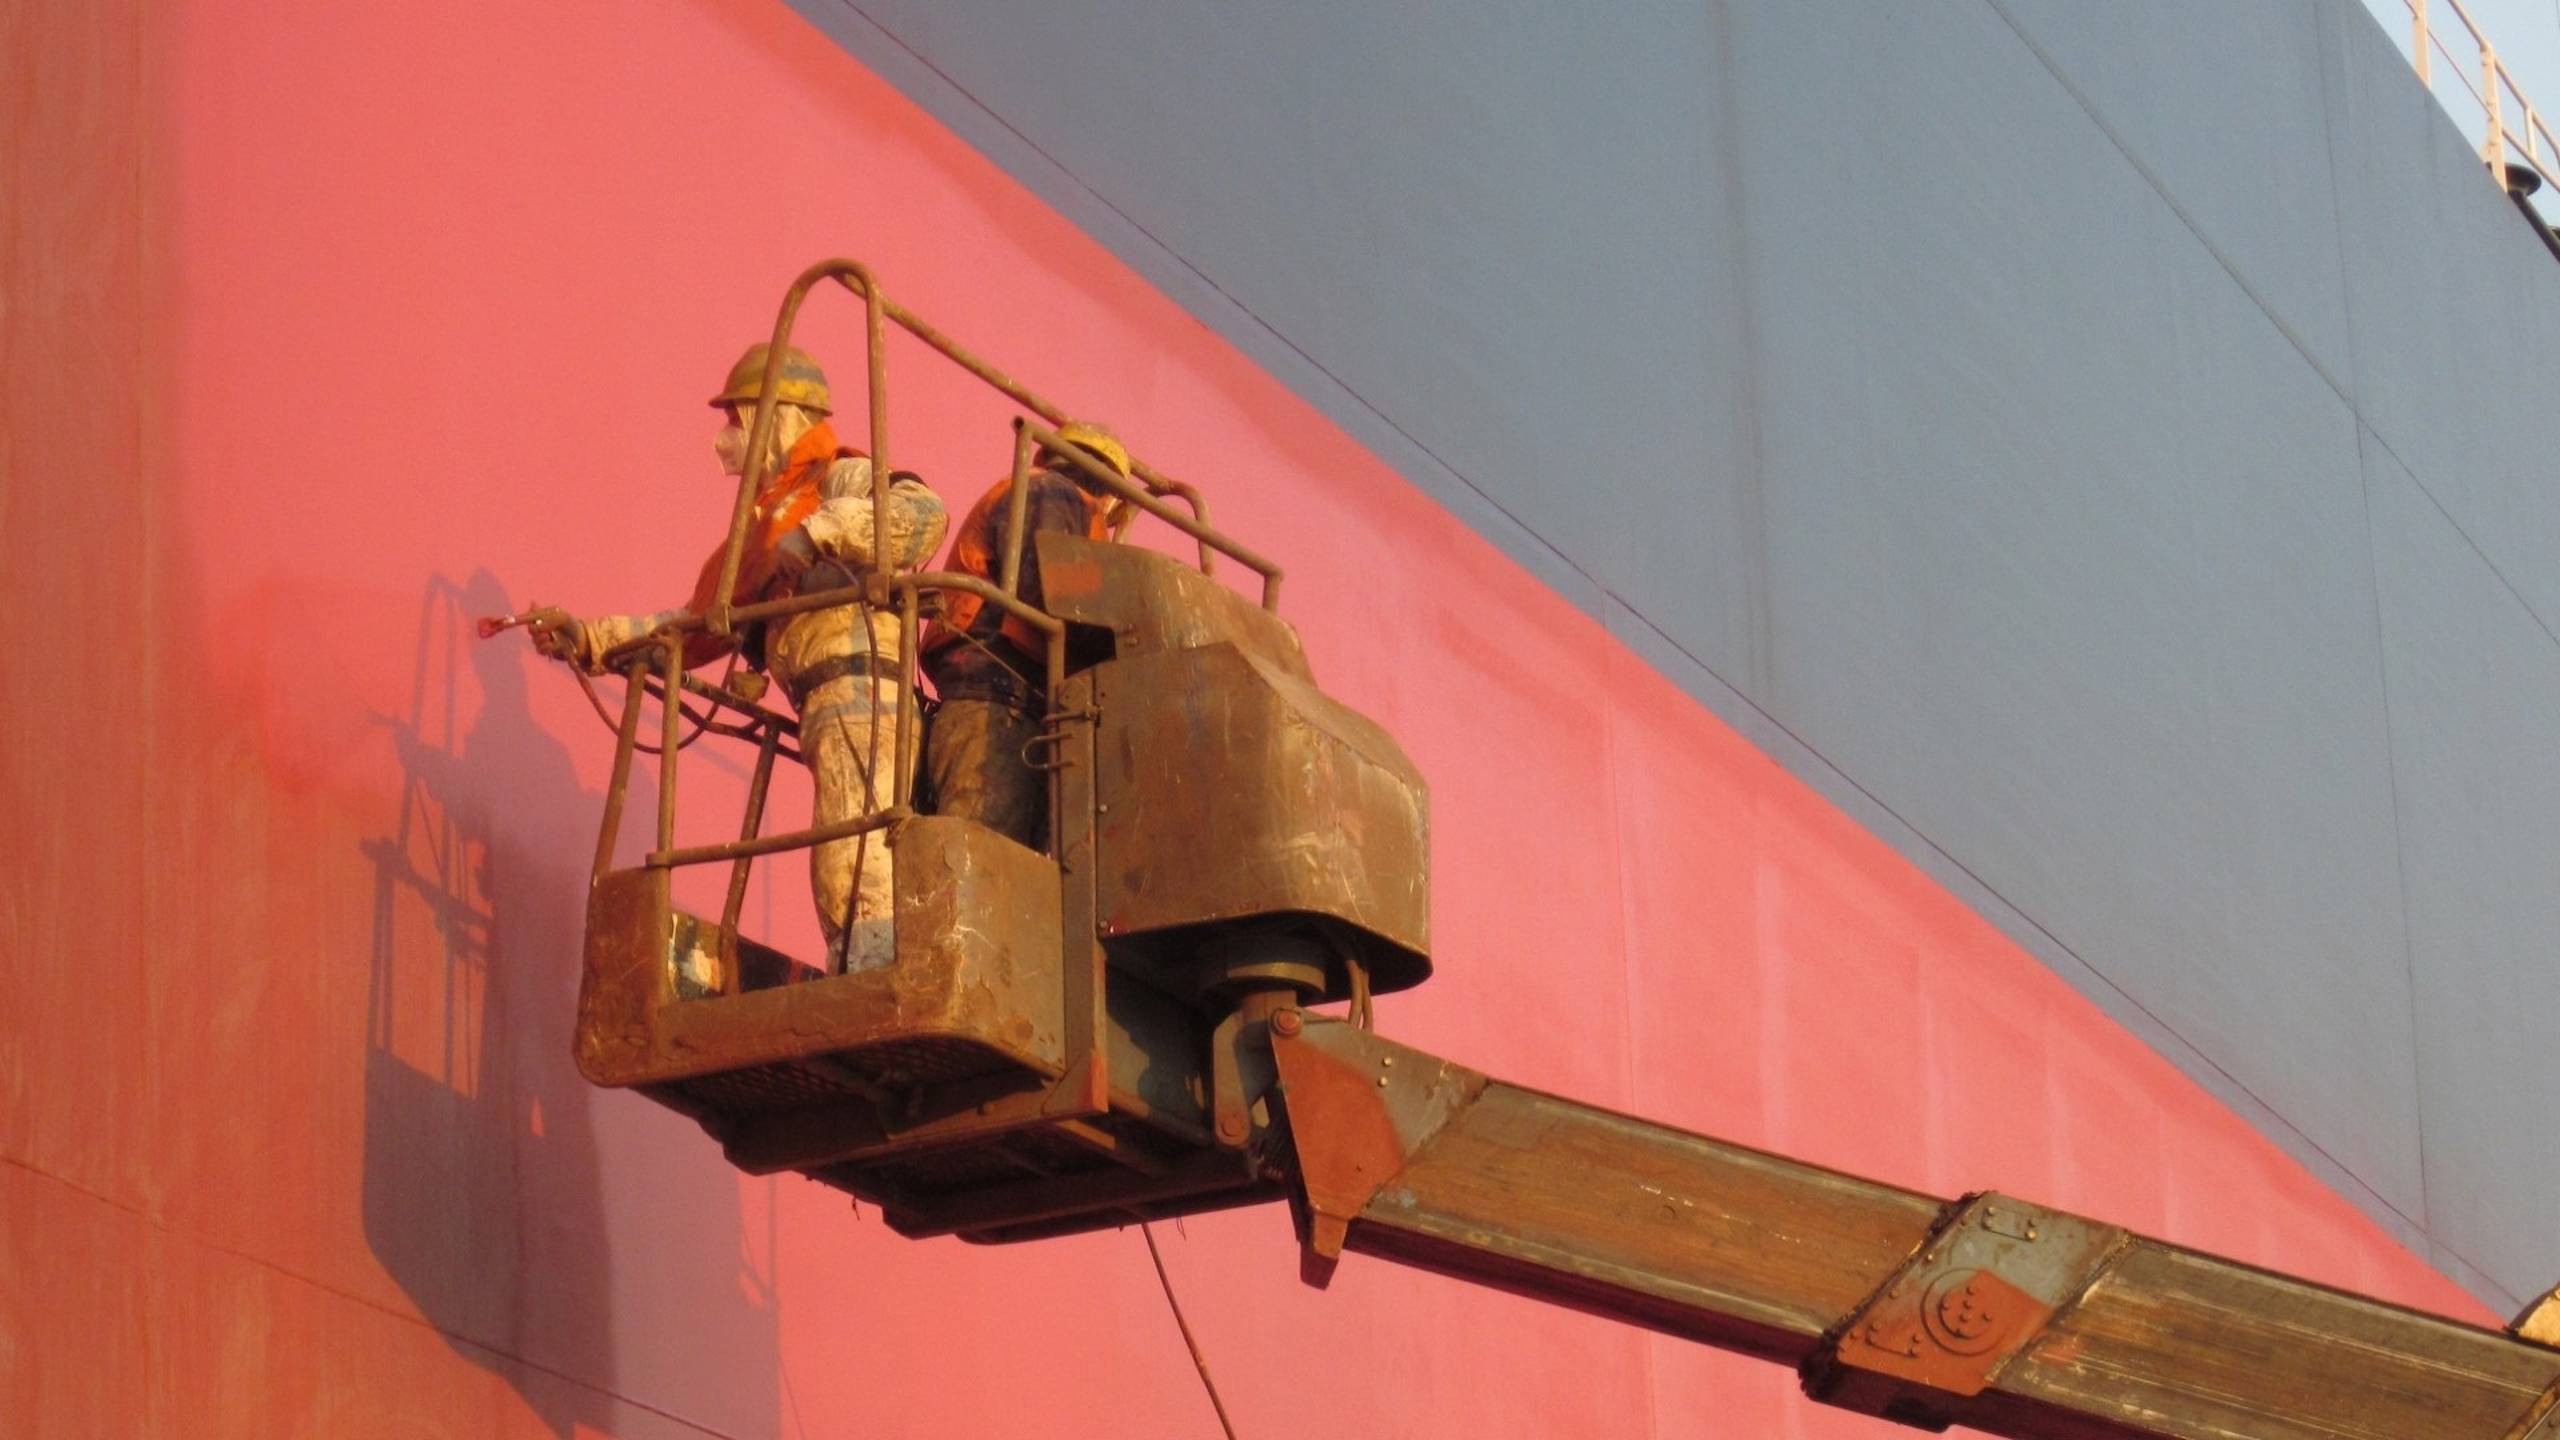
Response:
[1267,1013,2560,1440]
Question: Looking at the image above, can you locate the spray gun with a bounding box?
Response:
[475,605,572,641]
[480,604,772,705]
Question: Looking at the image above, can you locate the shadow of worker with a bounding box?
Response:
[360,569,779,1435]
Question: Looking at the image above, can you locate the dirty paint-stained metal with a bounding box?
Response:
[1805,1194,2129,1426]
[1036,532,1299,670]
[1048,667,1111,1119]
[1270,1016,1939,1355]
[566,808,1245,1236]
[1981,1242,2560,1439]
[1266,1016,1485,1280]
[576,819,1067,1091]
[1093,641,1428,990]
[1266,1015,2560,1438]
[1037,534,1430,1000]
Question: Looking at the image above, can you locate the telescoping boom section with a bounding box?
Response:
[1270,1013,2560,1439]
[554,262,2560,1440]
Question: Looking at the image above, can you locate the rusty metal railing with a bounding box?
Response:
[589,571,1066,988]
[1002,418,1285,610]
[2403,0,2560,194]
[584,259,1288,987]
[711,259,1238,642]
[593,572,1065,840]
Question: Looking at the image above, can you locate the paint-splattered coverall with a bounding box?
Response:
[581,422,947,972]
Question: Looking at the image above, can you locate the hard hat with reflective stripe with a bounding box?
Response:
[1047,420,1132,482]
[711,343,832,415]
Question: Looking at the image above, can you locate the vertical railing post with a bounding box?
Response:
[655,636,682,856]
[2484,42,2508,174]
[713,279,817,637]
[1000,418,1036,597]
[718,722,781,994]
[896,584,921,809]
[1049,661,1108,1116]
[860,271,891,586]
[593,660,651,884]
[2413,0,2433,88]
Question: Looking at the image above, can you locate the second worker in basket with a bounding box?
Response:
[920,422,1131,852]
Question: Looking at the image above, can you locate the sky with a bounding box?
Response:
[2364,0,2560,183]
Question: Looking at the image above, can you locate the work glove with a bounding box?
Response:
[530,615,588,666]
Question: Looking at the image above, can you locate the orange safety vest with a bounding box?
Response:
[928,469,1111,658]
[676,421,860,668]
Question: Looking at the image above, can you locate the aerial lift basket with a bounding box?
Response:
[577,533,1428,1239]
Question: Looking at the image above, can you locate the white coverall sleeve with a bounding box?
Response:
[802,458,949,571]
[573,608,684,672]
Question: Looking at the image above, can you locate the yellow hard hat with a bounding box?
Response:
[710,343,832,415]
[1047,420,1132,482]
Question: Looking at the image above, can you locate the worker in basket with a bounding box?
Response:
[922,421,1131,851]
[537,344,947,973]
